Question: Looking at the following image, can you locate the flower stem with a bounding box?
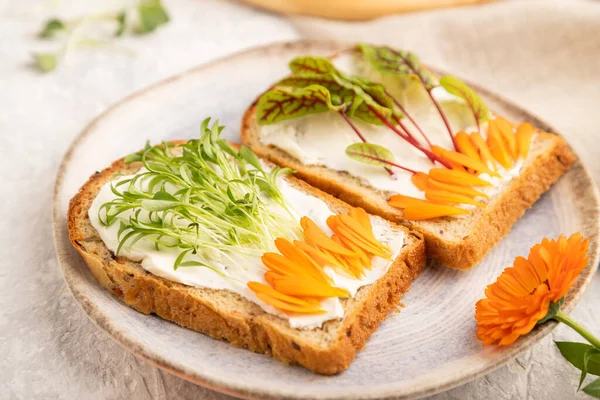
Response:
[554,311,600,349]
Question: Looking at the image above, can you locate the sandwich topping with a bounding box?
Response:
[256,44,534,220]
[88,119,403,329]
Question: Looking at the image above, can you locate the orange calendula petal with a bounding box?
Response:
[264,271,284,287]
[516,122,534,159]
[270,275,350,298]
[338,215,383,247]
[274,238,332,284]
[349,208,372,232]
[411,172,429,191]
[428,168,493,187]
[470,132,497,170]
[255,292,325,314]
[432,145,466,171]
[294,240,344,269]
[301,216,357,257]
[490,117,518,160]
[401,204,469,220]
[425,189,485,208]
[261,252,314,279]
[427,178,489,199]
[432,145,500,177]
[338,234,371,267]
[487,128,513,169]
[248,281,317,307]
[388,194,433,208]
[335,225,391,259]
[455,131,482,163]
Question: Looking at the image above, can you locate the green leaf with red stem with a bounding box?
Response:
[345,143,415,174]
[289,56,337,75]
[275,74,354,106]
[276,71,398,126]
[439,75,490,128]
[357,43,437,90]
[256,85,344,125]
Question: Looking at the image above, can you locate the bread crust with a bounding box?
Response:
[67,152,426,375]
[241,99,576,270]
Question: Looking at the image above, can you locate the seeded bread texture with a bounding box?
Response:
[67,151,426,375]
[241,100,576,270]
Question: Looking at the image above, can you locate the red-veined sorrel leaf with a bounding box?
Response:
[256,85,344,125]
[439,75,490,127]
[345,142,396,168]
[276,72,398,126]
[357,43,437,90]
[276,74,354,107]
[289,56,337,75]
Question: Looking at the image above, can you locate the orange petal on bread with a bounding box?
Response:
[487,129,513,169]
[431,145,499,177]
[456,131,482,163]
[470,132,497,170]
[349,207,372,231]
[255,292,325,314]
[516,122,534,159]
[425,189,485,207]
[428,168,493,187]
[427,178,489,199]
[411,172,429,191]
[490,117,518,160]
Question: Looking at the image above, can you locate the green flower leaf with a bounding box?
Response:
[345,142,395,168]
[555,342,600,376]
[137,0,169,34]
[256,84,344,125]
[357,43,437,90]
[584,378,600,398]
[439,75,490,126]
[289,56,336,75]
[38,18,66,39]
[33,52,58,73]
[580,348,600,389]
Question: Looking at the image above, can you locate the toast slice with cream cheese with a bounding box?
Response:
[67,125,426,375]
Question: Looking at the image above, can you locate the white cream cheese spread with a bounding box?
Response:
[89,170,405,330]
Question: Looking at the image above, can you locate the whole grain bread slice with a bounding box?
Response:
[67,150,426,375]
[241,101,576,270]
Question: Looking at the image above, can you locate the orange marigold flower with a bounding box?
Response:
[475,233,589,346]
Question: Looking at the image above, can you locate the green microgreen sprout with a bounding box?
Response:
[98,118,300,275]
[33,0,169,72]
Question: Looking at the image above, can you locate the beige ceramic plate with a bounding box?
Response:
[53,40,599,400]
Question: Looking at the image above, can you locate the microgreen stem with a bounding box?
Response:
[554,311,600,349]
[427,90,458,150]
[340,111,397,180]
[102,119,300,271]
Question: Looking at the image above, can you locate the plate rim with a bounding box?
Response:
[52,39,600,400]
